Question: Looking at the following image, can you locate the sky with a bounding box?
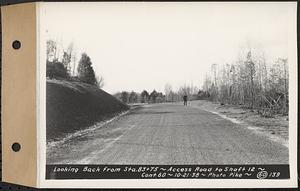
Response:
[41,2,296,94]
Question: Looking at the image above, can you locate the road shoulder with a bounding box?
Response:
[188,100,288,148]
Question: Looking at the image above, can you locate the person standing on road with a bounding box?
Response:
[183,95,188,106]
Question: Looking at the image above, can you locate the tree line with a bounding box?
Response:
[114,90,165,104]
[114,83,202,104]
[46,39,104,88]
[200,48,288,116]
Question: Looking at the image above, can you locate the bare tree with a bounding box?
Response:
[281,58,288,114]
[96,75,105,89]
[202,42,289,116]
[164,83,173,102]
[46,40,57,62]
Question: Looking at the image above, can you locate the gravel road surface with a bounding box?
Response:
[47,103,288,164]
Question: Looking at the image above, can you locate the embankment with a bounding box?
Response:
[46,79,129,141]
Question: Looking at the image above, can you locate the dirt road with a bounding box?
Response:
[47,103,288,164]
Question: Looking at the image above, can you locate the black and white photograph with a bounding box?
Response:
[39,2,297,186]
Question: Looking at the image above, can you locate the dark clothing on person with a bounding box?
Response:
[183,95,188,106]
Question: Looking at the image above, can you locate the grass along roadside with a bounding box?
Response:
[46,101,142,149]
[188,100,289,146]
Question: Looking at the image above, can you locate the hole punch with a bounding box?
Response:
[12,40,21,49]
[12,142,21,152]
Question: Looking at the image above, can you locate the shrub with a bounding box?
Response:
[47,60,68,79]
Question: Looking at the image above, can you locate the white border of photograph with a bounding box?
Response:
[37,2,297,188]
